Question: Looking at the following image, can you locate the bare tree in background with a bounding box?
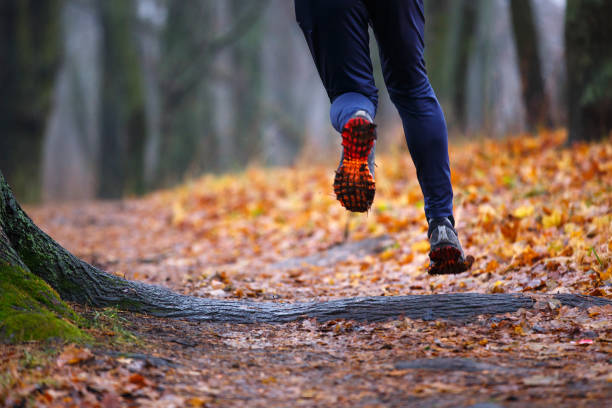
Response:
[43,0,102,202]
[448,0,477,132]
[156,0,266,186]
[509,0,551,131]
[565,0,612,142]
[97,0,147,198]
[426,0,478,133]
[0,0,62,202]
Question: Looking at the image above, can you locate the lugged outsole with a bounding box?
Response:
[334,118,376,213]
[428,246,474,275]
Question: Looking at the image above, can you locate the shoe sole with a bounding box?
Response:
[334,118,376,213]
[428,246,473,275]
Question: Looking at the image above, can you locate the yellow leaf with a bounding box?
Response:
[398,253,414,265]
[563,223,582,238]
[542,210,562,228]
[513,205,534,218]
[379,249,396,261]
[491,280,505,293]
[411,240,430,253]
[172,201,186,226]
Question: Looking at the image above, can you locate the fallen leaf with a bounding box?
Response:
[411,240,430,253]
[57,344,93,367]
[522,375,560,386]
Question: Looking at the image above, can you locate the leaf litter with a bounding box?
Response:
[2,130,611,406]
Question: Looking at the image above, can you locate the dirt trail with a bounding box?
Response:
[7,300,611,407]
[3,134,612,406]
[3,233,610,407]
[105,301,611,407]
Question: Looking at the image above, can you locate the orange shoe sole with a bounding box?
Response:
[428,246,474,275]
[334,118,376,213]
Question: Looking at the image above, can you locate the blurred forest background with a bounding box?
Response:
[1,0,610,203]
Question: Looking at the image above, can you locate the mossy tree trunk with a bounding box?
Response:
[0,216,84,343]
[0,170,172,310]
[509,0,551,131]
[565,0,612,143]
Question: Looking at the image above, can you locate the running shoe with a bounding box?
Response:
[427,217,473,275]
[333,112,377,212]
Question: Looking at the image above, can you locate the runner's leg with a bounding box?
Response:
[294,0,378,131]
[366,0,454,221]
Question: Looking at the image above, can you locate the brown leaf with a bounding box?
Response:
[57,344,93,367]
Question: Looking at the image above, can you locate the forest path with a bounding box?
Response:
[4,133,611,406]
[23,298,607,408]
[4,230,611,407]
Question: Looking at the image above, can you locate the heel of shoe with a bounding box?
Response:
[341,118,376,160]
[335,117,377,212]
[428,246,473,275]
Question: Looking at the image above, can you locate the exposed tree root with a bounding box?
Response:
[1,171,610,327]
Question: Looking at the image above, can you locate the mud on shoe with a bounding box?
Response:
[334,112,377,212]
[427,217,473,275]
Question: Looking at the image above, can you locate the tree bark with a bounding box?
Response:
[509,0,551,131]
[0,216,84,343]
[565,0,612,143]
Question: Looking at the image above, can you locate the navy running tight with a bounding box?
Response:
[295,0,453,220]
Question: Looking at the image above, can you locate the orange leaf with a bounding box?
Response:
[56,344,93,367]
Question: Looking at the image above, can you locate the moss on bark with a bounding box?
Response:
[0,263,86,343]
[0,186,87,343]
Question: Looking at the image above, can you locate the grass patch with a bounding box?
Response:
[82,306,141,347]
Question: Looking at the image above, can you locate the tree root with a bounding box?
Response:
[1,171,610,325]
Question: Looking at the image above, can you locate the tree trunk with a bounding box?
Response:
[157,0,215,185]
[424,0,453,102]
[230,0,265,167]
[509,0,551,131]
[0,0,62,203]
[156,0,268,186]
[450,0,477,131]
[0,217,84,343]
[97,0,147,198]
[565,0,612,143]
